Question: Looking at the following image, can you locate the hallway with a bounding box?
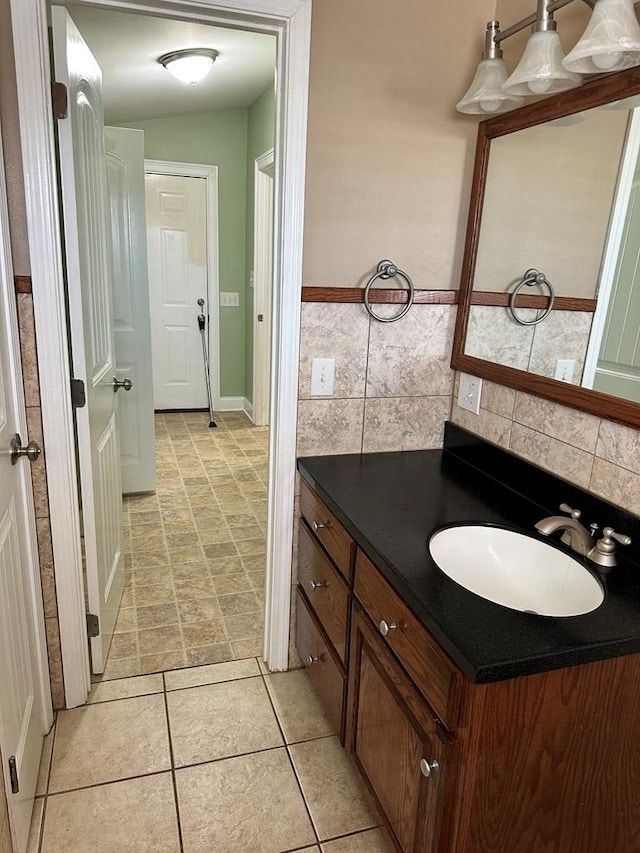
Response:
[28,660,391,852]
[103,411,268,681]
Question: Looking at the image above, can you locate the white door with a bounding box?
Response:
[104,127,156,494]
[146,173,209,410]
[0,126,48,852]
[52,7,124,673]
[253,152,274,426]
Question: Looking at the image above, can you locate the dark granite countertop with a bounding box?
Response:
[297,423,640,683]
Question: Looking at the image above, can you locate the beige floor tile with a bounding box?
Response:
[101,656,142,681]
[36,724,55,796]
[174,576,215,600]
[114,606,137,633]
[87,674,164,704]
[289,736,376,840]
[136,602,179,629]
[139,649,187,674]
[167,676,282,766]
[41,773,180,853]
[235,537,265,556]
[218,590,260,616]
[265,670,336,743]
[108,631,138,660]
[176,748,315,853]
[137,623,183,656]
[208,555,245,575]
[164,658,260,691]
[181,619,226,648]
[321,830,390,852]
[49,695,171,792]
[177,597,222,624]
[225,610,264,640]
[230,636,264,658]
[27,796,44,853]
[185,642,233,667]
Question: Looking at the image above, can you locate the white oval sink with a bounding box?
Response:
[428,525,604,617]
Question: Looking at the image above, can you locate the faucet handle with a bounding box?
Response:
[602,527,632,547]
[559,503,582,520]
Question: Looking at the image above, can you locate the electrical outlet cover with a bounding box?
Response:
[458,373,482,415]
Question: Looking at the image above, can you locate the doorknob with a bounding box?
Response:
[113,377,133,392]
[10,434,42,466]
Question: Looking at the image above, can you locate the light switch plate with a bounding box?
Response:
[555,359,575,383]
[458,372,482,415]
[220,292,240,307]
[311,358,335,396]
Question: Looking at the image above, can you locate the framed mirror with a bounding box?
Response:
[452,65,640,430]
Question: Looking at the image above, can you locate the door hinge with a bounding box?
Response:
[71,378,86,409]
[8,757,18,795]
[51,82,68,120]
[86,613,100,638]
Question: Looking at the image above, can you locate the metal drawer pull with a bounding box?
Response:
[379,620,397,636]
[311,520,326,532]
[420,759,440,778]
[310,580,327,590]
[306,655,319,666]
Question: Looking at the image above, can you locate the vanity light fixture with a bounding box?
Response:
[158,48,219,85]
[458,0,640,115]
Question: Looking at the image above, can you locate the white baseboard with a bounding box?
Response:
[243,398,255,422]
[217,396,245,412]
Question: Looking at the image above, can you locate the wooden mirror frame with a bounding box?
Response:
[452,65,640,430]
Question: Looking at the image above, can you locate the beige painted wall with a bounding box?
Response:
[302,0,496,289]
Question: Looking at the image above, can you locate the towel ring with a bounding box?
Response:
[508,268,555,326]
[364,260,415,323]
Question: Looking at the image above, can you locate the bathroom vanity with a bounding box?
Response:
[296,423,640,853]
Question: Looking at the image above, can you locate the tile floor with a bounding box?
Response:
[104,411,269,680]
[28,659,392,853]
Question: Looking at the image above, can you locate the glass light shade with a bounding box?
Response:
[562,0,640,74]
[159,50,217,85]
[456,58,525,115]
[502,31,581,96]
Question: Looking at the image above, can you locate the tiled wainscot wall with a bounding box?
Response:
[290,298,457,665]
[451,376,640,518]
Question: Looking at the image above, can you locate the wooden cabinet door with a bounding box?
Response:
[347,604,448,853]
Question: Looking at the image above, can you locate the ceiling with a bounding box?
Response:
[67,6,276,123]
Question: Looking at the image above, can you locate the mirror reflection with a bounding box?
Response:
[464,95,640,403]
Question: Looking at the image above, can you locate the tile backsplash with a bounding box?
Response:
[297,302,455,456]
[451,376,640,518]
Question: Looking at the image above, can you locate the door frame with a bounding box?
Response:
[253,148,275,427]
[144,159,221,411]
[10,0,310,707]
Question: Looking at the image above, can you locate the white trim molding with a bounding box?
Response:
[253,147,275,428]
[11,0,310,701]
[144,158,221,410]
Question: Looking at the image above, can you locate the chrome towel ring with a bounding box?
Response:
[364,259,415,323]
[508,268,555,326]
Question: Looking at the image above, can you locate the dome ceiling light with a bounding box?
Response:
[158,48,219,85]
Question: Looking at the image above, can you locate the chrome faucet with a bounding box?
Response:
[535,503,631,571]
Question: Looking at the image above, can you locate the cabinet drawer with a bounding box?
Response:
[300,479,354,582]
[355,550,462,730]
[298,520,350,665]
[296,588,345,739]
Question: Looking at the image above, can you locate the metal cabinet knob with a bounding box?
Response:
[113,377,133,392]
[10,434,42,466]
[379,620,397,637]
[306,655,319,666]
[420,758,440,778]
[311,520,326,533]
[310,580,327,590]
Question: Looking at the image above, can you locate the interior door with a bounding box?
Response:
[104,126,156,494]
[52,6,125,673]
[145,173,209,410]
[0,124,46,852]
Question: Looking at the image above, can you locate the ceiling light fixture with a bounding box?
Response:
[457,0,640,116]
[158,48,219,85]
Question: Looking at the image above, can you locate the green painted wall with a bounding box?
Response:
[245,85,276,403]
[118,110,248,399]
